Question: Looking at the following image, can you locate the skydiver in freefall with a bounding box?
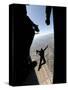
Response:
[36,45,48,71]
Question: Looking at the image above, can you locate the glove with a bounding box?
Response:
[45,19,50,25]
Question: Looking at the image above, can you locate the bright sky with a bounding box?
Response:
[26,5,54,35]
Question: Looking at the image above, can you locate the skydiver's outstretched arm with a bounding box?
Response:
[36,50,40,53]
[44,45,48,51]
[36,50,40,54]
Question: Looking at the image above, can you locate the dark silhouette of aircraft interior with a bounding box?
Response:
[9,4,66,86]
[9,4,39,86]
[45,6,66,83]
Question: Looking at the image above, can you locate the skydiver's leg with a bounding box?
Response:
[38,57,42,71]
[43,57,46,64]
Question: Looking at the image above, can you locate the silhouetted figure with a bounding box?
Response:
[9,4,39,86]
[45,6,66,83]
[36,45,48,71]
[24,15,39,65]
